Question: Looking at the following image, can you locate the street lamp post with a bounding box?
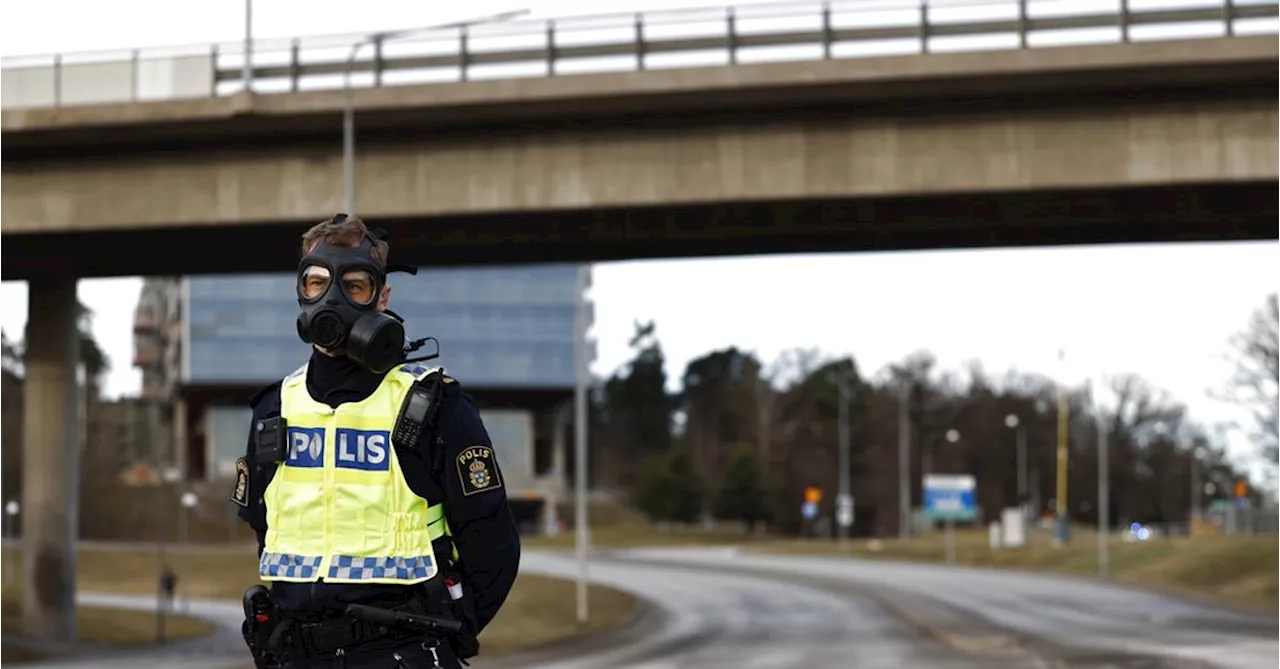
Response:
[572,264,591,625]
[1005,414,1027,516]
[179,492,198,613]
[1054,348,1070,546]
[896,380,910,539]
[342,10,530,215]
[0,429,5,585]
[4,501,18,588]
[1097,412,1109,577]
[924,428,960,481]
[243,0,254,91]
[939,429,960,561]
[836,373,853,551]
[1030,399,1048,522]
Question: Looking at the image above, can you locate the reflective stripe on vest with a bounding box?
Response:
[260,362,449,585]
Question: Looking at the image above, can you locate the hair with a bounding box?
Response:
[300,214,389,273]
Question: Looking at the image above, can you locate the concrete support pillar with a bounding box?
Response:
[21,275,80,643]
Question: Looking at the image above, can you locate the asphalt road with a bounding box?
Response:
[11,547,1276,669]
[526,546,1277,669]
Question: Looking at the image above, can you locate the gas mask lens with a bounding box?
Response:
[299,265,331,301]
[342,270,377,307]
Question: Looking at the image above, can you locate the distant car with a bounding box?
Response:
[1125,522,1152,541]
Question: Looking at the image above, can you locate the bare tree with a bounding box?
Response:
[1221,293,1278,464]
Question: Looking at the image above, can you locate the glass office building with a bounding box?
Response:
[183,264,590,389]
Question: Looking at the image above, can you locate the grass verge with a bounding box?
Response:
[1,582,215,663]
[480,573,638,655]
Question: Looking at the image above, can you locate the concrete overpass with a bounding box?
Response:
[3,2,1278,278]
[2,0,1277,642]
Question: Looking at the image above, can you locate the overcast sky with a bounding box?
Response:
[1,0,1277,481]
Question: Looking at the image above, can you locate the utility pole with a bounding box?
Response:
[897,380,911,539]
[572,264,590,625]
[341,10,530,214]
[1016,423,1027,505]
[1097,412,1109,577]
[756,374,771,466]
[242,0,253,90]
[1030,399,1047,523]
[0,429,6,585]
[1054,348,1070,546]
[1006,413,1027,519]
[1190,455,1200,530]
[836,374,851,549]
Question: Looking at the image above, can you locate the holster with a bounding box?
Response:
[242,585,284,669]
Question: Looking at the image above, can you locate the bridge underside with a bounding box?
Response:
[3,181,1275,280]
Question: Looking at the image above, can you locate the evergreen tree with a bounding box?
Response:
[713,445,772,530]
[665,447,705,524]
[633,447,705,524]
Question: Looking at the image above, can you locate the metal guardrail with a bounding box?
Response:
[1,0,1276,109]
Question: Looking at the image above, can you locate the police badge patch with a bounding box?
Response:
[231,457,251,507]
[456,446,503,497]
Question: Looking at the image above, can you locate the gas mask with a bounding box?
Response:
[294,230,409,374]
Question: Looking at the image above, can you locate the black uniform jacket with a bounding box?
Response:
[235,349,522,635]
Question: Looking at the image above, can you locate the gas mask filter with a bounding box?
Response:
[295,232,407,374]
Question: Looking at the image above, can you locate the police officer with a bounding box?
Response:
[232,214,521,668]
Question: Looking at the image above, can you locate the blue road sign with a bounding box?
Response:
[801,501,819,520]
[923,474,977,522]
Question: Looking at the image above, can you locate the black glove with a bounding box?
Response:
[447,577,481,661]
[452,630,480,662]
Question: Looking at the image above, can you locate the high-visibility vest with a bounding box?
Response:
[259,362,448,585]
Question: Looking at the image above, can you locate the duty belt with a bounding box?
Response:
[287,616,418,657]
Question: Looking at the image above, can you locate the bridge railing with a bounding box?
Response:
[2,0,1276,110]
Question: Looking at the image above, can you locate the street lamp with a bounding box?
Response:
[1054,348,1070,547]
[1030,400,1049,519]
[834,370,854,551]
[896,380,911,540]
[1005,413,1027,513]
[179,492,198,612]
[243,0,254,91]
[922,427,960,482]
[572,264,591,625]
[342,9,531,215]
[4,501,18,588]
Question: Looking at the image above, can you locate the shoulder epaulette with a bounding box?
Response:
[248,380,283,409]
